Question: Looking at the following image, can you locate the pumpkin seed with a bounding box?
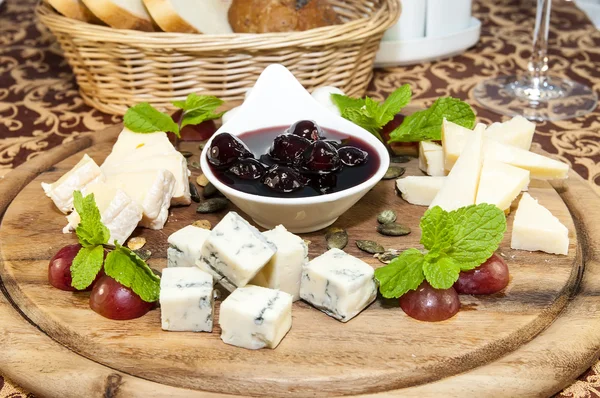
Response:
[192,220,212,230]
[198,143,206,151]
[325,227,348,250]
[189,161,201,170]
[390,155,411,164]
[196,174,209,187]
[196,198,229,214]
[189,182,201,203]
[203,182,221,198]
[377,209,397,224]
[356,240,385,254]
[382,166,405,180]
[377,222,411,236]
[126,237,146,250]
[134,249,152,261]
[179,150,193,158]
[374,249,401,264]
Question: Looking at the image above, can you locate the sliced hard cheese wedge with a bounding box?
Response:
[475,159,530,211]
[418,141,445,176]
[484,140,569,180]
[64,185,143,246]
[511,193,569,255]
[42,154,105,214]
[396,176,446,206]
[484,115,535,150]
[430,127,484,211]
[442,119,472,171]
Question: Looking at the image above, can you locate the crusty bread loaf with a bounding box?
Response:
[81,0,155,31]
[46,0,99,22]
[143,0,233,34]
[228,0,339,33]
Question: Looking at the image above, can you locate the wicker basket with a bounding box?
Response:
[37,0,400,115]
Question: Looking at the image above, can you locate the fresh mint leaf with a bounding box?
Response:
[447,204,507,270]
[342,107,384,141]
[419,206,452,253]
[104,243,160,302]
[181,109,225,129]
[375,248,425,298]
[330,94,365,115]
[73,191,110,247]
[388,97,475,143]
[379,84,411,125]
[71,245,104,290]
[124,102,180,137]
[173,94,225,129]
[423,256,460,289]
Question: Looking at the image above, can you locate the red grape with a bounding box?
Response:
[48,244,103,291]
[454,254,509,295]
[399,281,460,322]
[89,275,154,320]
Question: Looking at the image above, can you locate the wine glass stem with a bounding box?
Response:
[528,0,552,90]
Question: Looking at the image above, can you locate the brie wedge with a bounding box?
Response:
[41,154,105,214]
[476,159,530,211]
[418,141,445,176]
[511,193,569,255]
[484,115,535,150]
[396,176,446,206]
[430,126,485,211]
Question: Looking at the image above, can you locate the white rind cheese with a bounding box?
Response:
[41,154,105,214]
[64,186,143,246]
[219,285,293,350]
[167,225,211,268]
[160,267,214,332]
[250,225,308,302]
[396,176,446,206]
[198,212,276,291]
[300,248,377,322]
[476,159,530,211]
[511,193,569,255]
[430,126,485,211]
[418,141,445,176]
[484,115,535,150]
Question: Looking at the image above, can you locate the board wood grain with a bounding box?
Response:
[0,125,599,398]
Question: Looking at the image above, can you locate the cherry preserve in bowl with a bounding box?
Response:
[206,120,381,198]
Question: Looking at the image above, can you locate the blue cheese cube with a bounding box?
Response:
[160,267,214,332]
[300,248,377,322]
[219,285,292,350]
[198,212,276,291]
[250,225,308,301]
[167,226,211,268]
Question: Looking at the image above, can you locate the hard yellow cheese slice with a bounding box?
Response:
[475,159,530,211]
[396,176,446,206]
[418,141,446,176]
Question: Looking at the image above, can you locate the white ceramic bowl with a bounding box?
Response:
[200,64,390,233]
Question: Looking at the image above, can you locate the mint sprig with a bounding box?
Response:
[73,190,110,247]
[71,245,104,290]
[375,204,506,298]
[123,93,224,138]
[104,243,160,303]
[387,97,475,143]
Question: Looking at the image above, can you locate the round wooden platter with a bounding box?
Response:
[1,125,600,398]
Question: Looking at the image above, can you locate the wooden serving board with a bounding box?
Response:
[1,125,600,398]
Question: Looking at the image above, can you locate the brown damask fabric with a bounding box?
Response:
[0,0,599,396]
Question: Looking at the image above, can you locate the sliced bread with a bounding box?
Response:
[142,0,232,34]
[46,0,99,22]
[81,0,155,31]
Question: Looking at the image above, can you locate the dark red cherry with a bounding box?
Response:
[287,120,323,141]
[263,166,307,193]
[228,158,267,180]
[310,173,337,194]
[338,146,368,166]
[207,133,253,169]
[299,140,341,174]
[268,134,311,165]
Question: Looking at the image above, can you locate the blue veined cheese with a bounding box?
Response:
[300,248,377,322]
[41,154,105,214]
[160,267,214,332]
[198,212,276,292]
[250,225,308,301]
[167,225,211,268]
[219,285,292,350]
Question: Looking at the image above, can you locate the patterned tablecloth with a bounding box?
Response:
[1,0,600,396]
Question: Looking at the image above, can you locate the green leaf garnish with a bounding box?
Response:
[73,190,110,247]
[104,243,160,302]
[172,93,225,129]
[123,102,180,138]
[71,245,104,290]
[374,204,506,298]
[387,97,475,143]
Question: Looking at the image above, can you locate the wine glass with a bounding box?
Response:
[473,0,598,122]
